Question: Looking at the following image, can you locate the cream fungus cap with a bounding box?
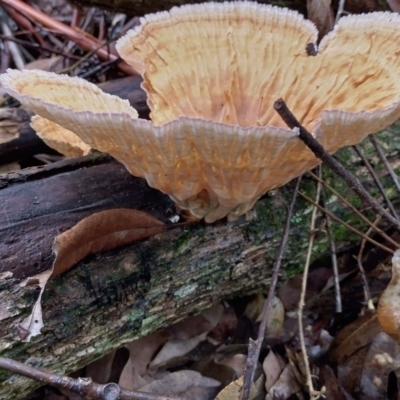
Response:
[2,2,400,222]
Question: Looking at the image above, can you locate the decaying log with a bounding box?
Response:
[0,123,400,398]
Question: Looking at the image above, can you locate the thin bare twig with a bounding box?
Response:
[355,218,382,308]
[2,4,47,49]
[58,39,117,75]
[273,98,400,232]
[368,135,400,195]
[242,176,302,400]
[320,189,342,313]
[0,34,81,60]
[0,10,25,69]
[0,357,179,400]
[298,167,324,399]
[353,144,399,221]
[299,192,394,254]
[307,171,399,248]
[335,0,346,24]
[0,0,136,75]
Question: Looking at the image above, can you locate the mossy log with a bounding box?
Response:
[0,121,399,398]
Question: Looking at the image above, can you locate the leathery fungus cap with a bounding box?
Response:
[2,3,400,223]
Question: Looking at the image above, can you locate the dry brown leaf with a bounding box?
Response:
[386,0,400,12]
[18,209,166,341]
[0,107,29,144]
[329,313,381,364]
[119,331,170,390]
[244,294,265,322]
[0,123,19,144]
[166,304,224,340]
[24,56,65,73]
[215,376,244,400]
[278,267,333,311]
[266,364,302,400]
[215,354,247,379]
[263,350,285,391]
[215,375,262,400]
[307,0,334,39]
[119,359,147,391]
[85,350,117,385]
[139,370,220,400]
[207,305,237,344]
[319,365,347,400]
[149,332,208,369]
[0,162,20,173]
[257,296,285,340]
[359,332,400,400]
[191,358,237,388]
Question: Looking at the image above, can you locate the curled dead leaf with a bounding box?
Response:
[329,313,381,364]
[307,0,334,39]
[19,209,166,341]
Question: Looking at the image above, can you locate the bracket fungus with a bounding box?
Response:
[2,3,400,222]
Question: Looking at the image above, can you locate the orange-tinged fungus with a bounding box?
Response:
[2,3,400,222]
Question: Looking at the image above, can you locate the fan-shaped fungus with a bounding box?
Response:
[2,3,400,222]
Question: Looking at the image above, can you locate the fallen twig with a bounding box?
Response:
[0,357,179,400]
[242,176,302,400]
[353,144,399,221]
[320,183,342,313]
[368,135,400,195]
[307,171,399,249]
[0,0,136,75]
[355,217,382,308]
[273,98,400,232]
[299,192,394,254]
[298,167,325,399]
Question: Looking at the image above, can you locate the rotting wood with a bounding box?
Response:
[0,123,400,398]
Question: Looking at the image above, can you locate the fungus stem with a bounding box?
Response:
[274,98,400,233]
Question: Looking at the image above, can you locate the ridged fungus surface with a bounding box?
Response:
[2,2,400,222]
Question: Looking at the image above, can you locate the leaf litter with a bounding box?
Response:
[18,208,166,341]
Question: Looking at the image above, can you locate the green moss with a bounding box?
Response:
[386,187,398,201]
[173,227,194,253]
[0,370,13,381]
